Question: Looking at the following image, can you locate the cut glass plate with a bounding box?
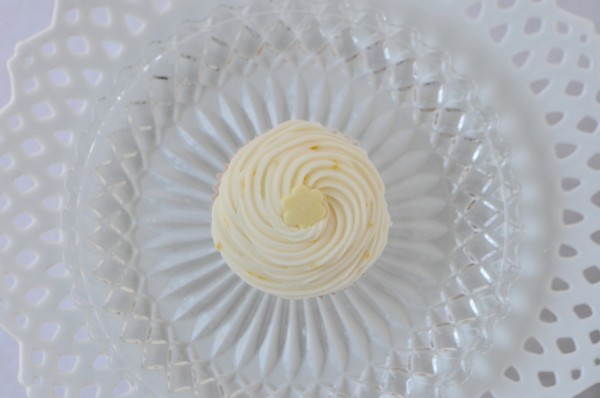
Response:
[65,1,520,396]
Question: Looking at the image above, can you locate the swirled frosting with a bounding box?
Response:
[211,120,390,299]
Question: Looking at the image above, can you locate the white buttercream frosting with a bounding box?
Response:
[211,120,390,299]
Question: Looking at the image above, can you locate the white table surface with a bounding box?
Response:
[0,1,599,397]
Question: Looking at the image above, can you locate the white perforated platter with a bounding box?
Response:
[0,0,598,397]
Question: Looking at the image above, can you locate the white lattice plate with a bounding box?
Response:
[0,0,599,397]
